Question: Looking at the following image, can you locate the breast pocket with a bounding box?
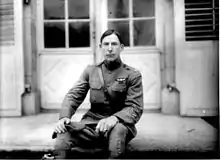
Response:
[111,82,126,92]
[90,81,105,103]
[109,80,127,101]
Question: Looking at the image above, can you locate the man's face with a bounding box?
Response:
[100,34,124,62]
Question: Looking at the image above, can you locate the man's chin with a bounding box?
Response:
[105,58,116,62]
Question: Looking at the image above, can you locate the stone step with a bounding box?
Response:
[0,112,218,158]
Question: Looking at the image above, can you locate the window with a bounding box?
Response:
[40,0,159,50]
[185,0,219,41]
[43,0,90,48]
[107,0,155,47]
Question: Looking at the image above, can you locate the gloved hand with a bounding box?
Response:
[54,117,71,134]
[95,116,119,133]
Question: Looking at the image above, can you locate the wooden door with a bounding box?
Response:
[37,0,94,109]
[96,0,163,110]
[38,0,163,110]
[0,0,24,116]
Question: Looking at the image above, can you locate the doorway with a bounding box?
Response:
[37,0,163,110]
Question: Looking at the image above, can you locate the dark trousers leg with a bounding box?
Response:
[54,132,75,159]
[108,123,133,159]
[54,127,107,159]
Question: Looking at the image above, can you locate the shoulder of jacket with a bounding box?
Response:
[94,61,104,67]
[84,62,103,74]
[123,64,141,74]
[85,61,102,69]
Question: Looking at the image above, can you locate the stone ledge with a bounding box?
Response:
[0,112,218,153]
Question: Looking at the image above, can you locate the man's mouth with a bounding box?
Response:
[107,54,115,57]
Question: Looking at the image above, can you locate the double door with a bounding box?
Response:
[37,0,162,110]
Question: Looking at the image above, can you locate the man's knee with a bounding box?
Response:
[110,123,128,138]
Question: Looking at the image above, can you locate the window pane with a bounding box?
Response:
[133,0,154,17]
[69,22,90,47]
[44,0,64,20]
[68,0,89,19]
[108,0,129,18]
[108,21,129,46]
[133,20,155,46]
[44,22,65,48]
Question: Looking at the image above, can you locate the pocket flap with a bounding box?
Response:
[90,81,102,89]
[111,82,126,92]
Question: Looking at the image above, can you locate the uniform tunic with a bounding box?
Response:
[59,61,143,137]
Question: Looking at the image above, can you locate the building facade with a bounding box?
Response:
[0,0,218,117]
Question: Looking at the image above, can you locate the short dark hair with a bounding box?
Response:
[100,29,123,44]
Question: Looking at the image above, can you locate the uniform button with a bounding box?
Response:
[104,101,109,104]
[104,88,108,92]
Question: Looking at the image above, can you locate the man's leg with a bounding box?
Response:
[54,126,107,159]
[54,132,75,159]
[54,131,97,159]
[108,123,133,159]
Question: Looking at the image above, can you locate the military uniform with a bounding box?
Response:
[55,60,143,158]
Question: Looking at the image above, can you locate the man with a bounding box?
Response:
[52,29,143,159]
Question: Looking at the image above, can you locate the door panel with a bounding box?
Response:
[177,42,218,116]
[40,54,93,109]
[0,0,24,116]
[40,52,160,110]
[122,51,161,109]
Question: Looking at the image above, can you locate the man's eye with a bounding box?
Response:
[103,43,109,46]
[112,43,118,46]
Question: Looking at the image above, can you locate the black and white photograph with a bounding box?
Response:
[0,0,219,159]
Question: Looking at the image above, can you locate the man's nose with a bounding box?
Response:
[107,44,113,52]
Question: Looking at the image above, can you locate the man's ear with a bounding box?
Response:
[120,44,124,50]
[99,44,102,48]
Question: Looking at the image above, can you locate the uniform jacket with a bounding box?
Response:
[59,61,144,137]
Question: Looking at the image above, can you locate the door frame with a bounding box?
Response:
[36,0,167,110]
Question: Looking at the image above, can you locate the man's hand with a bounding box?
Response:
[95,116,119,133]
[54,117,71,134]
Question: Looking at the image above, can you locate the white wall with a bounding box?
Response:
[174,0,218,116]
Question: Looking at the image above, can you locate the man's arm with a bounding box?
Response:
[113,71,144,125]
[59,65,91,120]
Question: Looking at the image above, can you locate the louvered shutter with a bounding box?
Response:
[0,0,14,45]
[0,0,24,116]
[185,0,219,41]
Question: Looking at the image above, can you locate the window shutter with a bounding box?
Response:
[0,0,14,46]
[185,0,219,41]
[0,0,24,117]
